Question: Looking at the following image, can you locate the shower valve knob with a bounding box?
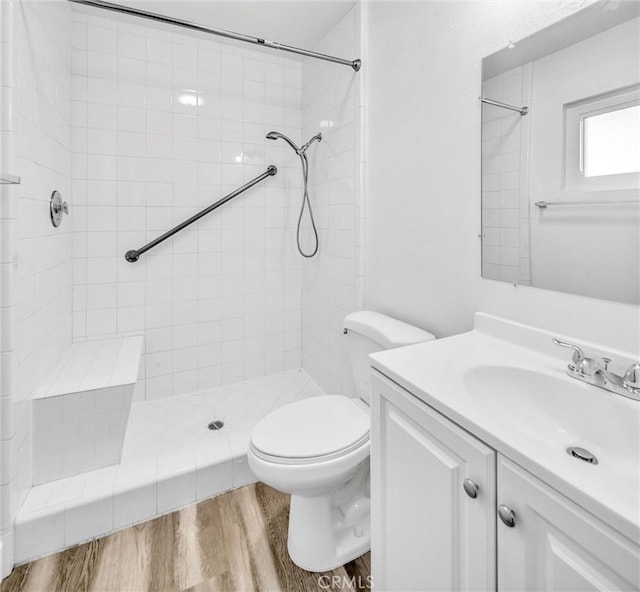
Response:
[50,190,69,227]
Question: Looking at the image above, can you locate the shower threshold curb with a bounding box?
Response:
[14,446,255,565]
[14,368,325,565]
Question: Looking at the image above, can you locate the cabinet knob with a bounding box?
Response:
[463,478,479,499]
[498,504,516,527]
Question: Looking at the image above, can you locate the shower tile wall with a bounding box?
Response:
[11,0,73,506]
[0,0,73,570]
[481,65,532,285]
[301,5,363,394]
[70,8,304,400]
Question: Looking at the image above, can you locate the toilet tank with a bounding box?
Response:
[343,311,436,403]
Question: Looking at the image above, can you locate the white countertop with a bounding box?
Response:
[370,313,640,544]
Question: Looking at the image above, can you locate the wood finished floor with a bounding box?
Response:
[1,483,370,592]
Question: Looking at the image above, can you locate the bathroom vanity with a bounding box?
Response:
[369,314,640,591]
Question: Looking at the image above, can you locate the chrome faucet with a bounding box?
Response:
[553,338,640,401]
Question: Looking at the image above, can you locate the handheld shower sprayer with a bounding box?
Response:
[266,130,322,257]
[266,131,322,156]
[266,131,299,152]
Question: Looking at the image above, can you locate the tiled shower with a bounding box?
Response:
[481,65,532,285]
[0,0,364,573]
[70,12,306,399]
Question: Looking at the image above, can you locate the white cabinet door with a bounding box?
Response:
[371,371,496,592]
[497,456,640,591]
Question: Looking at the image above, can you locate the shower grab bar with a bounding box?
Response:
[125,165,277,262]
[535,199,640,209]
[479,97,529,116]
[68,0,362,72]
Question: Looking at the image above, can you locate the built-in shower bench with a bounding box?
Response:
[32,336,143,485]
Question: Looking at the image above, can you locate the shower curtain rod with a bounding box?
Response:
[479,97,528,116]
[68,0,362,71]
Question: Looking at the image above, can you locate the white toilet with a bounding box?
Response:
[248,311,435,572]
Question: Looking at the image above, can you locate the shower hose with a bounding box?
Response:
[297,152,319,258]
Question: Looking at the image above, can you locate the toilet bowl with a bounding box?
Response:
[247,311,435,572]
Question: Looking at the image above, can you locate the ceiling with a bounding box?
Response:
[102,1,356,50]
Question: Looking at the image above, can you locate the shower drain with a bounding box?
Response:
[207,420,225,431]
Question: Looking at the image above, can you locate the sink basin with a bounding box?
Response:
[370,312,640,541]
[463,365,640,468]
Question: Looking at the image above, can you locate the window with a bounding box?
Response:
[565,86,639,192]
[582,104,640,177]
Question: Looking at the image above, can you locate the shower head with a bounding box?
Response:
[266,131,322,156]
[266,131,300,153]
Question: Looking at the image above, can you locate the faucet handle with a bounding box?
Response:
[552,338,585,368]
[575,357,598,377]
[623,363,640,391]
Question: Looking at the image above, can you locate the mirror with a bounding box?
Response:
[480,1,640,305]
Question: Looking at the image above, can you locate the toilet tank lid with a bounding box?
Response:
[344,311,436,349]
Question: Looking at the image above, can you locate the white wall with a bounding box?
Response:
[0,0,73,575]
[70,7,304,401]
[302,4,364,394]
[365,0,640,355]
[0,1,17,575]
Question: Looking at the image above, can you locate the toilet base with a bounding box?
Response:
[286,461,370,572]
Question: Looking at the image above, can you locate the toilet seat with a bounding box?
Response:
[250,395,370,465]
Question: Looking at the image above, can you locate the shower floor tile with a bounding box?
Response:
[15,369,326,564]
[122,367,322,460]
